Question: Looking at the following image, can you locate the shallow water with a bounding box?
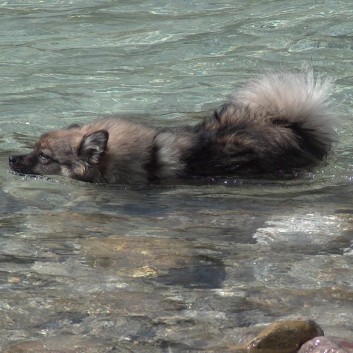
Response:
[1,0,353,352]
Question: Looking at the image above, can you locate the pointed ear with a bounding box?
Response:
[78,130,108,164]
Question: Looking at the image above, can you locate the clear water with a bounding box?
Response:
[1,0,353,351]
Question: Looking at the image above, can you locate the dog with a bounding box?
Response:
[9,71,336,184]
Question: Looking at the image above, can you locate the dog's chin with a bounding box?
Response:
[9,166,36,176]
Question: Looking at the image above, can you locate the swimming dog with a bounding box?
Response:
[9,71,336,184]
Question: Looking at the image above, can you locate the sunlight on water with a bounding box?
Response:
[1,0,353,352]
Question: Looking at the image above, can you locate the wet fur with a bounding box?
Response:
[9,71,336,184]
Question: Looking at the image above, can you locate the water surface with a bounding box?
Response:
[1,0,353,352]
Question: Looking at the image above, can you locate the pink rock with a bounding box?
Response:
[298,336,351,353]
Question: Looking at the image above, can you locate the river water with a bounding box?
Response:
[1,1,353,352]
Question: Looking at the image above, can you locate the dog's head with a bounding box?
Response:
[9,126,109,182]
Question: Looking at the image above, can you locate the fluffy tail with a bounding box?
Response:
[232,71,336,157]
[188,71,336,176]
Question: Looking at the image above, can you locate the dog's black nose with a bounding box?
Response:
[9,156,18,165]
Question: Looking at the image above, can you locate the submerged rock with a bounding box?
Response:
[226,320,324,353]
[298,336,351,353]
[83,236,226,288]
[245,320,324,353]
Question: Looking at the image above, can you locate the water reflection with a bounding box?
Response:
[1,173,352,351]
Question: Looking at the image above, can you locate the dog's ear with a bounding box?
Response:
[78,130,109,164]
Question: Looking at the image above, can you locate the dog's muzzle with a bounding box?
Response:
[9,155,28,173]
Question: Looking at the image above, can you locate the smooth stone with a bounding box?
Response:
[246,320,324,353]
[227,320,324,353]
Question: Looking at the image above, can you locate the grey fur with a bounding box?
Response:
[9,71,336,184]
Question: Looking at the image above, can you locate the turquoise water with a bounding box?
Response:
[1,1,353,352]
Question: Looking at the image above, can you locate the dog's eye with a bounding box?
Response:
[39,152,51,163]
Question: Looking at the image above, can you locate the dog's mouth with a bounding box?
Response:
[9,169,36,176]
[8,169,54,182]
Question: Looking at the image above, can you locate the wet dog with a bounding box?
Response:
[9,71,336,184]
